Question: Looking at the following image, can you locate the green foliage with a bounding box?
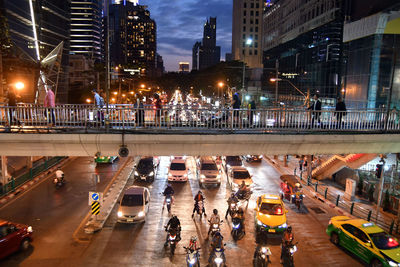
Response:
[368,185,374,202]
[383,189,391,211]
[0,10,11,54]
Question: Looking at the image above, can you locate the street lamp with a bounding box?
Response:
[15,82,25,90]
[242,38,253,101]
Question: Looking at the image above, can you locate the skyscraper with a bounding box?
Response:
[1,0,71,103]
[70,0,103,62]
[232,0,263,68]
[109,1,156,77]
[192,17,221,71]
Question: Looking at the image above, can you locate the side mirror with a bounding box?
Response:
[365,241,372,248]
[285,209,289,213]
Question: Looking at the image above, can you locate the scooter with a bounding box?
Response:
[164,227,180,256]
[184,246,201,267]
[210,247,226,267]
[253,245,271,267]
[282,242,298,267]
[193,200,206,219]
[226,201,239,218]
[293,194,304,210]
[231,217,245,240]
[53,175,65,189]
[208,220,223,237]
[163,194,173,213]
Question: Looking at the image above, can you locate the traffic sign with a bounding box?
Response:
[91,201,100,215]
[89,191,103,205]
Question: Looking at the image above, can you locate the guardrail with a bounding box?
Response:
[0,156,66,197]
[298,171,399,235]
[0,105,399,133]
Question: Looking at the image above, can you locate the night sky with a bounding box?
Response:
[139,0,232,71]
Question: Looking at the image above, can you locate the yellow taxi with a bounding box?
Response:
[254,194,288,234]
[327,216,400,267]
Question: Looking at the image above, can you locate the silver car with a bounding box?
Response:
[117,186,150,223]
[197,156,221,187]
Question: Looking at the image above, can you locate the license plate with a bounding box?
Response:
[141,177,146,180]
[268,229,275,233]
[127,219,133,222]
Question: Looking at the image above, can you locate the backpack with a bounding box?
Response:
[99,97,105,108]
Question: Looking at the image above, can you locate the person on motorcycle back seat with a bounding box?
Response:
[165,215,181,244]
[225,192,239,218]
[163,183,174,205]
[188,235,200,251]
[192,190,206,217]
[232,206,245,233]
[236,181,249,198]
[281,226,294,263]
[208,209,221,235]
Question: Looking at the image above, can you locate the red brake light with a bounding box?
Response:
[388,238,399,247]
[276,208,283,215]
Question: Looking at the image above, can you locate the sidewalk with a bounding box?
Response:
[265,155,400,235]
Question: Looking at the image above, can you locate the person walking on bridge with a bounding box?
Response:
[44,87,56,126]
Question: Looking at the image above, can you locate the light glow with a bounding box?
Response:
[29,0,40,61]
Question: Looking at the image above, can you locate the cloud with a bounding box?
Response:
[139,0,232,71]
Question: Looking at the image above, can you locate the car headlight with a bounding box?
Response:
[134,171,139,176]
[278,222,287,228]
[257,219,263,226]
[388,261,398,267]
[118,211,123,217]
[259,155,263,158]
[261,247,267,253]
[201,174,206,179]
[216,174,221,179]
[189,258,196,264]
[138,211,145,217]
[289,245,297,253]
[184,173,188,177]
[149,171,154,176]
[291,194,295,198]
[233,223,240,229]
[27,226,33,233]
[214,257,223,264]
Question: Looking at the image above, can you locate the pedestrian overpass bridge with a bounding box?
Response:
[0,105,399,156]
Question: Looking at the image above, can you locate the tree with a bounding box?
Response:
[383,189,391,211]
[368,185,374,202]
[357,175,364,196]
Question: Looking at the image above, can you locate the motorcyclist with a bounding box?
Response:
[236,181,249,199]
[55,167,64,183]
[163,183,174,205]
[188,235,200,251]
[225,192,239,218]
[165,214,181,245]
[208,231,225,264]
[231,206,245,234]
[253,243,271,264]
[280,226,294,263]
[208,209,221,235]
[192,190,206,217]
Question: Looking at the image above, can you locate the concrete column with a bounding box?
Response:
[307,155,312,181]
[1,156,8,185]
[26,156,33,169]
[274,155,278,160]
[284,155,288,167]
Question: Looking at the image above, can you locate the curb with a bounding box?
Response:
[0,157,73,207]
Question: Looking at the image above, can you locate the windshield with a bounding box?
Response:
[201,163,218,171]
[170,163,186,171]
[121,194,143,206]
[233,170,251,179]
[226,156,242,165]
[137,158,153,171]
[369,232,400,250]
[259,203,283,215]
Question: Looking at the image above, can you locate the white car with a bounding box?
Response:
[227,166,254,192]
[117,186,150,223]
[168,158,189,182]
[197,156,221,187]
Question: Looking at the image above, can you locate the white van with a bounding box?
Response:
[117,186,150,223]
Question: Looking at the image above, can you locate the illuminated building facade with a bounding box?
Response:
[109,1,156,77]
[70,0,102,61]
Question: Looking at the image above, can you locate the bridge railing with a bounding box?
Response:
[0,105,399,132]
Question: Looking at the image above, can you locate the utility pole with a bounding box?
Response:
[376,155,386,221]
[275,59,279,106]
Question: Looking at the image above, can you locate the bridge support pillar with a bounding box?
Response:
[274,155,278,160]
[1,156,8,186]
[26,157,33,169]
[284,155,288,167]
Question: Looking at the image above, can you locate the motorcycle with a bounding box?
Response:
[282,242,298,267]
[208,220,223,237]
[292,194,304,210]
[236,189,252,201]
[193,200,206,219]
[53,175,65,189]
[210,247,226,267]
[253,245,271,267]
[184,246,201,267]
[163,194,173,213]
[231,217,245,240]
[164,227,180,256]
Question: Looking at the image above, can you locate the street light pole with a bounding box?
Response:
[275,59,279,105]
[242,38,253,102]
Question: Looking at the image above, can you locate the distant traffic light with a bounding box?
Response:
[376,164,383,178]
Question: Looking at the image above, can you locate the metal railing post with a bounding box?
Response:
[367,210,372,221]
[350,203,354,214]
[324,188,328,199]
[336,195,340,206]
[315,183,318,192]
[390,220,395,234]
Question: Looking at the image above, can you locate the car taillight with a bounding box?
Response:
[275,208,283,215]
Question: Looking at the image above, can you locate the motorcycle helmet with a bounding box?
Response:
[191,236,197,242]
[213,209,218,215]
[215,231,221,237]
[198,190,203,195]
[287,226,292,233]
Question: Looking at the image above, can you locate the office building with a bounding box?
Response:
[1,0,71,103]
[109,1,156,77]
[179,62,190,73]
[232,0,264,68]
[70,0,102,62]
[192,17,221,70]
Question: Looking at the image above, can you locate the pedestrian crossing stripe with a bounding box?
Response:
[91,201,100,215]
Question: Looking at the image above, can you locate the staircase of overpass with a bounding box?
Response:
[312,153,378,180]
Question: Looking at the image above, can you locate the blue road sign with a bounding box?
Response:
[92,193,99,201]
